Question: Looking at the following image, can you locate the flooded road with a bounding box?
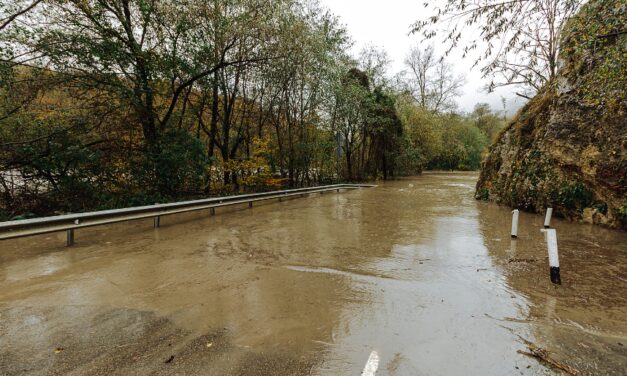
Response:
[1,172,626,375]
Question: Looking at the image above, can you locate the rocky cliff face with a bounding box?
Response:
[475,0,626,229]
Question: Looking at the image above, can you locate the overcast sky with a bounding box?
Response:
[318,0,526,114]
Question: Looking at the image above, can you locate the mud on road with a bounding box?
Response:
[1,172,626,375]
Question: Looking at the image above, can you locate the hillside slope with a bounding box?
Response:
[475,0,626,229]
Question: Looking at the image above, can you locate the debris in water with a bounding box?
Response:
[517,341,578,375]
[165,355,174,364]
[54,347,64,354]
[508,258,537,263]
[206,343,213,348]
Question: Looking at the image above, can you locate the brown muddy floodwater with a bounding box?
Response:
[1,172,626,375]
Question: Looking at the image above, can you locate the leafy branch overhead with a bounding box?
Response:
[412,0,583,97]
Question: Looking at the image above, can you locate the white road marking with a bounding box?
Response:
[361,350,380,376]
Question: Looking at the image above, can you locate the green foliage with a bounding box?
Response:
[152,130,208,195]
[558,182,594,212]
[471,103,505,141]
[593,201,608,215]
[477,188,490,201]
[395,94,441,168]
[396,95,495,172]
[6,126,109,215]
[368,87,404,179]
[560,0,626,108]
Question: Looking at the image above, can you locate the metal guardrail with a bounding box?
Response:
[0,184,375,245]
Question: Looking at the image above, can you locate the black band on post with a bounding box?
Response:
[550,266,561,285]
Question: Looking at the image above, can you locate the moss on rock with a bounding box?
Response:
[475,0,626,229]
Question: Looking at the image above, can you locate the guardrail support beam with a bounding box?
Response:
[248,201,253,208]
[66,229,74,246]
[210,207,215,216]
[154,216,160,228]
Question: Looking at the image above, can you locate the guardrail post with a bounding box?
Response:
[66,229,74,246]
[210,207,215,216]
[154,216,160,228]
[248,201,253,208]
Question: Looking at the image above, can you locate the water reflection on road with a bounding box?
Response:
[1,172,625,375]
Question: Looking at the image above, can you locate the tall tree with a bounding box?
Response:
[332,68,371,180]
[400,45,464,112]
[358,44,391,89]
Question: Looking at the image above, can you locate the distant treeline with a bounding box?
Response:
[0,0,504,220]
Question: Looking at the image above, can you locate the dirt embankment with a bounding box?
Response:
[475,0,626,229]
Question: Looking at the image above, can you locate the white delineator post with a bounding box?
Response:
[542,229,561,284]
[511,209,520,239]
[544,208,553,228]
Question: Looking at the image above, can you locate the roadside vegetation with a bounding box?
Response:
[0,0,505,220]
